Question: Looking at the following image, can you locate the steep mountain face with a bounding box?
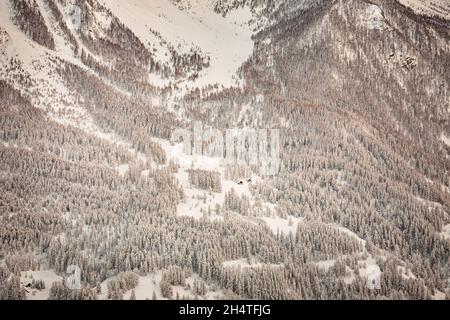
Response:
[0,0,449,300]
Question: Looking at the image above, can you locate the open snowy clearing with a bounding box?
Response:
[152,138,257,219]
[397,0,450,19]
[20,270,62,300]
[222,258,283,269]
[101,0,255,90]
[99,270,223,300]
[261,215,303,235]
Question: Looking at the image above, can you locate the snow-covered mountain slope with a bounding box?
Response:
[100,0,255,91]
[1,0,450,301]
[0,0,260,104]
[398,0,450,19]
[0,0,85,126]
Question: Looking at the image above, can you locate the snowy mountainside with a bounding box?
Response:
[0,0,449,301]
[100,0,255,91]
[398,0,450,19]
[0,0,260,120]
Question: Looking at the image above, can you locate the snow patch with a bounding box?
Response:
[261,215,303,235]
[315,259,336,271]
[20,270,62,300]
[116,164,129,176]
[153,138,256,220]
[365,4,385,30]
[441,134,450,147]
[222,258,283,269]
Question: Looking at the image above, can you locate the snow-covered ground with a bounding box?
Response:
[441,134,450,147]
[152,138,319,239]
[101,0,255,91]
[122,274,162,300]
[20,270,62,300]
[99,270,223,300]
[440,223,450,240]
[261,215,303,235]
[0,0,81,125]
[0,0,157,175]
[222,258,283,269]
[18,268,223,300]
[97,271,163,300]
[153,138,256,219]
[0,0,121,137]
